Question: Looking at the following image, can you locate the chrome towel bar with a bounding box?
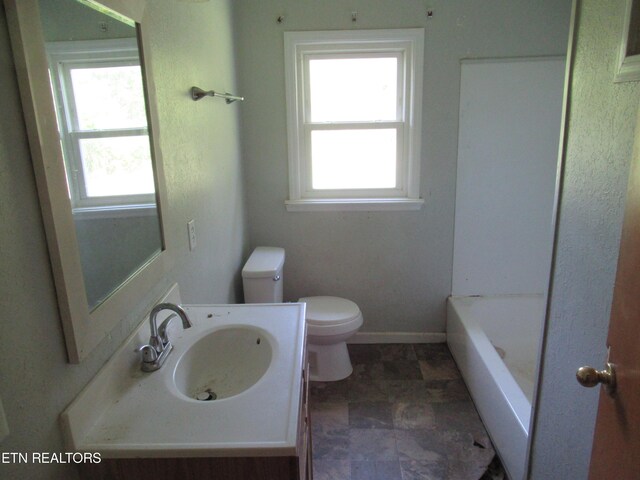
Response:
[191,86,244,103]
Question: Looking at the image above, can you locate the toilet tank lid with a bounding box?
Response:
[242,247,285,278]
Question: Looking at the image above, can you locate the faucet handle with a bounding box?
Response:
[158,314,177,345]
[136,344,158,363]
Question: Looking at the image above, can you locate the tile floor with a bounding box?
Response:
[309,344,501,480]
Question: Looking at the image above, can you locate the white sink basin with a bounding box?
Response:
[60,291,307,458]
[173,327,273,401]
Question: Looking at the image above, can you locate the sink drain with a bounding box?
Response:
[195,390,217,401]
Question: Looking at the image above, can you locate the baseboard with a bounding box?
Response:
[348,332,446,344]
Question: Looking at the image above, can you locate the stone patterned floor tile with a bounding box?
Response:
[395,428,453,462]
[419,358,462,381]
[447,446,496,480]
[431,401,492,447]
[413,343,453,362]
[380,359,423,380]
[351,460,403,480]
[311,404,350,461]
[349,428,397,461]
[311,425,350,460]
[310,343,503,479]
[392,402,436,430]
[442,427,495,479]
[347,379,388,402]
[376,344,418,362]
[313,459,350,480]
[351,361,385,380]
[396,427,495,472]
[348,401,393,429]
[348,344,382,364]
[400,458,449,480]
[384,379,432,402]
[310,401,349,428]
[423,379,471,403]
[310,379,349,403]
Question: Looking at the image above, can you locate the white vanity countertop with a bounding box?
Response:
[60,300,307,458]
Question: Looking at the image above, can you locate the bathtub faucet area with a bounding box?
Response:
[137,303,193,372]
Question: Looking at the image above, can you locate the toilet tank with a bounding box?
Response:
[242,247,285,303]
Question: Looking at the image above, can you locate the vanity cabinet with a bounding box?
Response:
[78,362,313,480]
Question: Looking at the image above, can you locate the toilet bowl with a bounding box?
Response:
[300,296,363,381]
[242,247,362,382]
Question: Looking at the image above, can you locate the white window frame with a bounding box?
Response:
[46,38,155,214]
[284,29,424,212]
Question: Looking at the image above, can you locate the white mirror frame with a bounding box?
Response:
[615,0,640,82]
[4,0,173,363]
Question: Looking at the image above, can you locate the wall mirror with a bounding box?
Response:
[615,0,640,82]
[5,0,172,362]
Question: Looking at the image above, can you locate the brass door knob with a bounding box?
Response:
[576,362,616,395]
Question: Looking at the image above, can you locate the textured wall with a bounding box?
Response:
[0,1,247,478]
[530,1,640,478]
[235,0,571,334]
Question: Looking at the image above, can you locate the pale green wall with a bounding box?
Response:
[530,1,640,477]
[0,1,247,478]
[40,0,134,41]
[3,1,633,478]
[234,0,572,334]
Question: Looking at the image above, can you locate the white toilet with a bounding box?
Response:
[242,247,363,382]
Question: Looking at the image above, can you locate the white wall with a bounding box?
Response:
[530,0,640,477]
[235,0,571,334]
[0,1,247,478]
[452,57,565,296]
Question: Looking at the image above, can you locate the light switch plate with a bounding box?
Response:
[187,219,197,251]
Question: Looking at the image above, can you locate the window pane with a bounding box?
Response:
[79,136,155,197]
[71,66,147,130]
[311,129,397,189]
[309,57,398,122]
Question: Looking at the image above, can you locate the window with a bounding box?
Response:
[46,39,155,212]
[284,29,424,211]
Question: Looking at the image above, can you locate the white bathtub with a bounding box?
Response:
[446,295,544,480]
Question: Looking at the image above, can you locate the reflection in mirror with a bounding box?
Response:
[40,0,162,310]
[627,0,640,57]
[6,0,171,362]
[616,0,640,82]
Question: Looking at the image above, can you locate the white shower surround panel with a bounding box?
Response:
[452,57,565,297]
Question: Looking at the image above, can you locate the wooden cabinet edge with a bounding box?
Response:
[78,343,313,480]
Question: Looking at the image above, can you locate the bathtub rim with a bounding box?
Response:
[449,294,538,431]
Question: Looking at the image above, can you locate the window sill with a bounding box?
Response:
[285,198,424,212]
[72,204,157,220]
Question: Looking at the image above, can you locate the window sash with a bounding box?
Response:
[300,49,409,198]
[64,128,155,207]
[303,51,405,123]
[284,29,424,208]
[301,122,406,198]
[58,59,143,133]
[47,39,154,210]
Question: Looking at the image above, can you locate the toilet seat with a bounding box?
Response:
[299,296,363,338]
[300,296,361,326]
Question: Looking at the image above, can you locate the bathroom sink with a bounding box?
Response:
[173,326,273,401]
[61,298,307,458]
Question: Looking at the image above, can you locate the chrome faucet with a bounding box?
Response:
[137,303,192,372]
